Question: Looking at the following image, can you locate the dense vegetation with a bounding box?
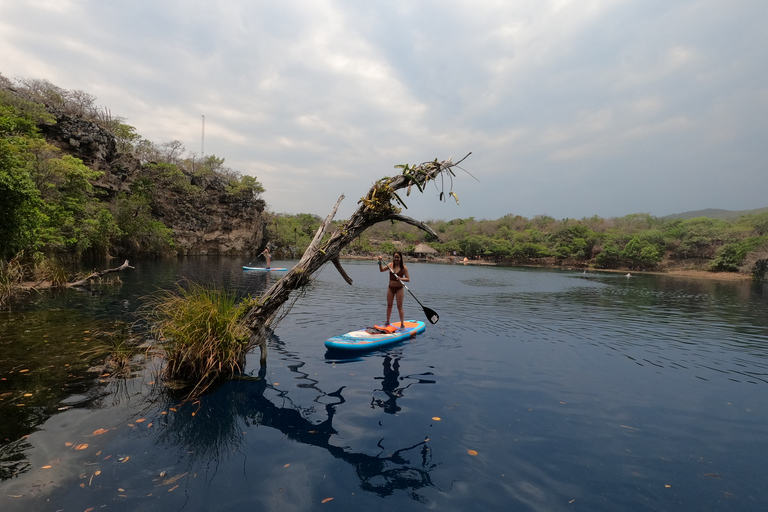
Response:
[265,211,768,280]
[0,74,264,287]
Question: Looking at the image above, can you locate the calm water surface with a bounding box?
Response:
[1,257,767,511]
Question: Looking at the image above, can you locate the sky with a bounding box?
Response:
[1,0,767,222]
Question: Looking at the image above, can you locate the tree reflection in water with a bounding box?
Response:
[371,354,436,415]
[154,349,440,499]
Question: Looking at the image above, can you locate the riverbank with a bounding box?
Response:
[345,254,755,281]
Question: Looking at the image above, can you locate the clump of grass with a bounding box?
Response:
[0,256,25,306]
[143,282,257,396]
[82,325,144,377]
[31,256,70,285]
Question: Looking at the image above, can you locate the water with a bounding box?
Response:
[1,257,767,511]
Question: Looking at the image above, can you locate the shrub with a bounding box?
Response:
[143,283,257,396]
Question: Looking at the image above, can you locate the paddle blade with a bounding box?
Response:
[423,306,439,324]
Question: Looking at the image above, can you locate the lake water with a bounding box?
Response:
[1,257,767,511]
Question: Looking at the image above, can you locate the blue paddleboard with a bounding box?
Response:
[324,320,426,351]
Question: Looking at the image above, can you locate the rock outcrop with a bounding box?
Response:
[40,110,266,255]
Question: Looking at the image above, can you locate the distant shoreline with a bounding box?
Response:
[344,255,754,282]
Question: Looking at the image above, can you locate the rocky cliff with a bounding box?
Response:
[40,110,266,255]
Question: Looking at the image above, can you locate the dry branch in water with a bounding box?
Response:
[68,259,135,287]
[242,154,472,363]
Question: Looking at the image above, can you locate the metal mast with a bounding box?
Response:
[201,115,205,157]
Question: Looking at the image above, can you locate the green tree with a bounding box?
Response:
[595,242,621,268]
[621,236,661,268]
[0,139,44,258]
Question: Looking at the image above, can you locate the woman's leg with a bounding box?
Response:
[386,287,395,325]
[395,287,405,328]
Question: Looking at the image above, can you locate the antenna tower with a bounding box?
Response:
[201,115,205,157]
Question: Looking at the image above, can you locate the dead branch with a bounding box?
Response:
[68,259,135,287]
[242,154,471,358]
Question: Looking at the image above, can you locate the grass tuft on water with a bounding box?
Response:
[143,282,257,396]
[82,325,145,377]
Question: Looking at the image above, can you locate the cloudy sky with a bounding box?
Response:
[2,0,766,221]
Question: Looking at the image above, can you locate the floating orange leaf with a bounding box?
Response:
[74,443,89,450]
[24,393,33,397]
[147,422,153,428]
[432,417,441,421]
[84,508,94,512]
[284,464,290,468]
[321,497,334,503]
[121,456,130,463]
[93,429,109,436]
[136,418,146,423]
[19,369,29,373]
[169,485,179,492]
[94,470,101,476]
[467,449,479,456]
[42,465,52,469]
[65,442,73,447]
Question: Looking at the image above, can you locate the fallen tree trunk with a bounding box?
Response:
[13,259,135,294]
[243,154,472,364]
[68,259,135,287]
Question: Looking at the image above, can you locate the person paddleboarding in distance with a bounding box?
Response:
[378,251,410,330]
[259,247,271,269]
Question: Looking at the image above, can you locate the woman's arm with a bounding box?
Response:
[400,266,410,282]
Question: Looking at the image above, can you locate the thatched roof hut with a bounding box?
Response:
[413,243,438,256]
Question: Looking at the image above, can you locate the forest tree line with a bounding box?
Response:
[266,210,768,279]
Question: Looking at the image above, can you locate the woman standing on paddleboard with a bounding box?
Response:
[259,247,271,269]
[378,251,410,329]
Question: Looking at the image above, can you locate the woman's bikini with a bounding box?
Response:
[388,266,405,290]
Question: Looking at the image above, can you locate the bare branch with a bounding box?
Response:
[68,260,135,287]
[241,155,471,354]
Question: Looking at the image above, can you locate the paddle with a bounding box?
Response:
[380,259,439,324]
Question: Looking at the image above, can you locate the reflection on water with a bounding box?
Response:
[1,258,768,511]
[150,334,440,499]
[371,355,436,415]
